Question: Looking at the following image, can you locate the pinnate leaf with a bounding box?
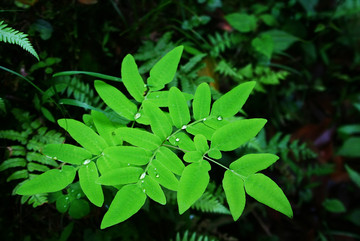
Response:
[115,127,162,151]
[43,144,92,165]
[223,170,246,221]
[97,167,143,185]
[101,184,146,229]
[168,87,191,128]
[143,100,172,141]
[147,46,184,91]
[16,166,76,195]
[121,54,146,102]
[79,161,104,207]
[178,161,210,214]
[94,80,137,121]
[193,82,211,120]
[230,153,279,176]
[58,118,108,155]
[244,173,293,218]
[210,81,256,118]
[211,119,267,151]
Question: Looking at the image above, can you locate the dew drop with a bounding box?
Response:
[127,163,131,166]
[142,189,146,193]
[65,197,69,200]
[83,159,91,165]
[141,180,144,183]
[144,84,147,88]
[154,168,157,171]
[63,205,67,208]
[175,138,180,142]
[76,193,81,199]
[53,156,58,160]
[217,116,223,121]
[181,125,187,130]
[140,172,146,180]
[101,152,105,156]
[155,174,160,178]
[134,113,141,120]
[71,189,75,193]
[203,118,207,121]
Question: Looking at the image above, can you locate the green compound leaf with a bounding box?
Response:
[225,13,257,33]
[121,54,146,102]
[96,167,143,185]
[244,173,293,218]
[168,86,191,128]
[223,170,246,221]
[143,100,172,141]
[194,134,209,154]
[147,46,184,91]
[69,199,90,219]
[193,82,211,120]
[178,161,210,214]
[156,146,185,176]
[114,127,162,151]
[186,122,215,140]
[43,144,92,165]
[79,161,104,207]
[141,175,166,205]
[211,119,267,151]
[91,110,121,146]
[211,81,256,118]
[148,159,179,191]
[101,184,146,229]
[58,119,108,155]
[103,146,152,166]
[16,165,76,195]
[94,80,137,121]
[230,153,279,176]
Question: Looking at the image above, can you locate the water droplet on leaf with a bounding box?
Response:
[175,138,180,142]
[134,113,141,119]
[217,116,223,121]
[140,172,146,180]
[181,125,187,129]
[155,174,160,178]
[142,189,146,193]
[83,159,91,165]
[203,118,207,121]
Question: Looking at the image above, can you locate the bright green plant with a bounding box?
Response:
[0,20,39,60]
[15,46,293,229]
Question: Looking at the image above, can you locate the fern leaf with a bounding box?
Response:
[0,130,29,144]
[0,21,39,60]
[26,152,58,167]
[171,231,218,241]
[215,60,242,80]
[6,169,29,182]
[192,191,230,215]
[0,97,5,113]
[0,158,27,172]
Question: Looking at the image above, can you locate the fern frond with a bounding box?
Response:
[0,97,6,113]
[215,60,242,80]
[0,130,29,144]
[0,158,27,172]
[26,152,58,167]
[192,191,230,214]
[171,230,218,241]
[0,21,39,60]
[6,169,29,182]
[207,32,241,57]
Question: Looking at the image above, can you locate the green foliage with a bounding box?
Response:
[0,20,39,60]
[0,109,64,207]
[14,46,292,229]
[171,230,218,241]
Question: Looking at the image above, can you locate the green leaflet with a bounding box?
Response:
[204,118,229,130]
[97,167,143,185]
[225,13,257,33]
[96,155,127,175]
[178,161,210,214]
[69,199,90,219]
[121,54,146,102]
[251,34,273,59]
[101,184,146,229]
[223,170,246,221]
[141,175,166,205]
[143,100,172,141]
[114,127,162,151]
[147,91,193,107]
[43,143,92,165]
[210,81,256,118]
[230,153,279,176]
[168,87,191,128]
[186,122,215,140]
[16,165,76,195]
[58,119,108,155]
[207,148,222,159]
[79,161,104,207]
[183,151,203,163]
[169,132,196,151]
[211,119,267,151]
[192,82,211,120]
[244,173,293,218]
[194,134,209,154]
[103,146,152,166]
[156,146,185,176]
[91,110,121,146]
[147,46,184,91]
[148,159,179,191]
[94,80,137,121]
